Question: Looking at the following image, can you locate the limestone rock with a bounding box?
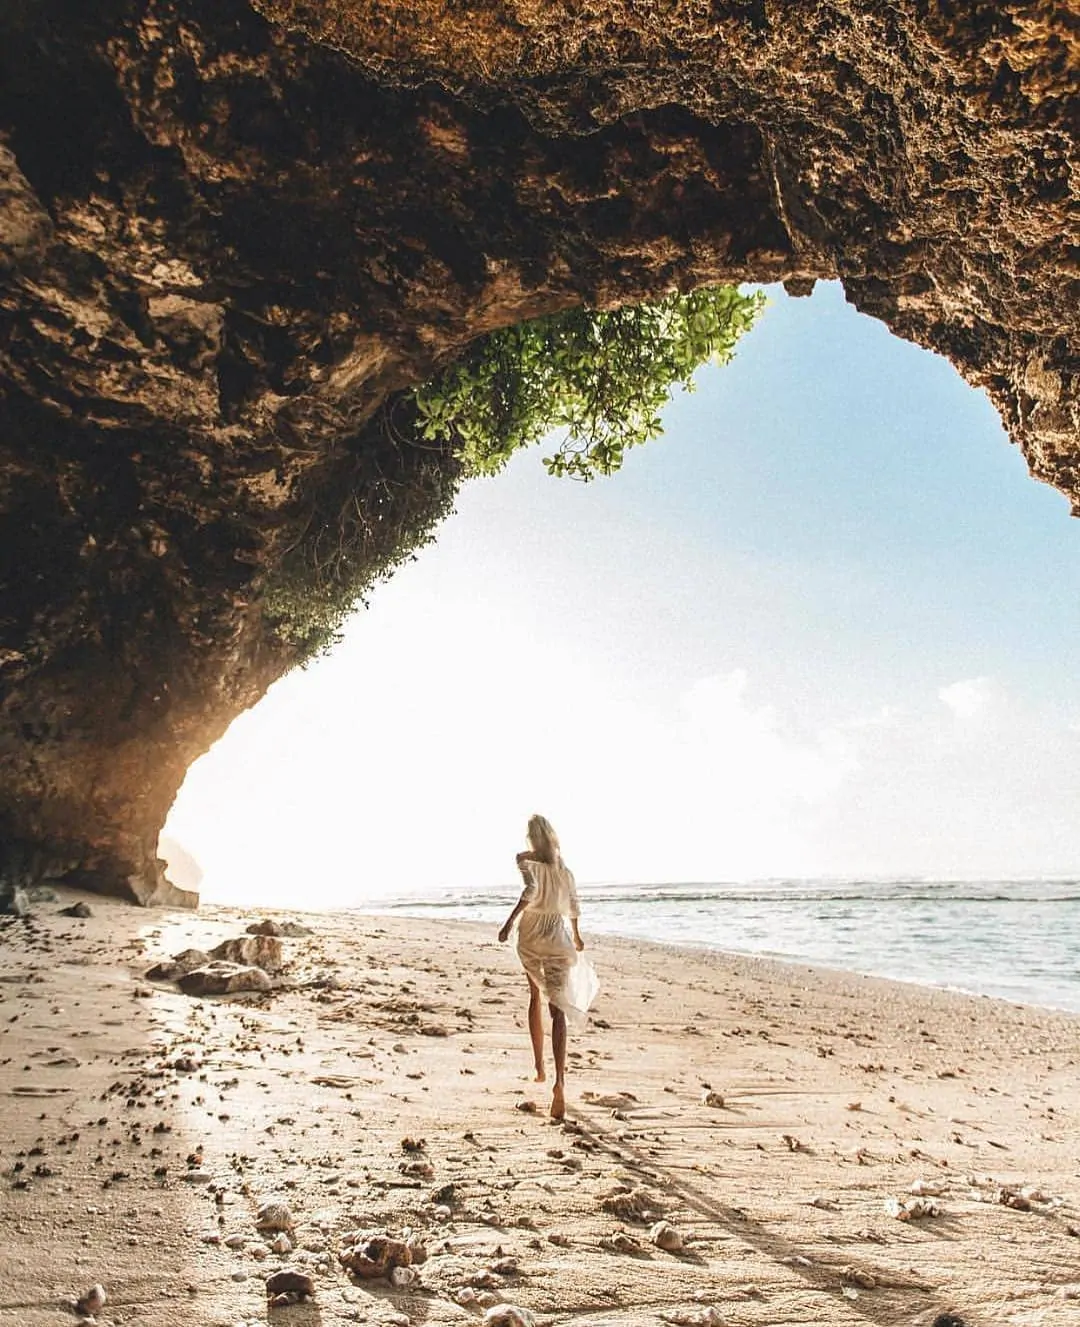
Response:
[178,962,272,996]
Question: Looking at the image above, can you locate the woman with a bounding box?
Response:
[498,814,597,1119]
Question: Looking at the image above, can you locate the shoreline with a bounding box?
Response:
[2,888,1079,1326]
[356,901,1080,1019]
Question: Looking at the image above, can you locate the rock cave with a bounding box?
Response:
[0,0,1076,909]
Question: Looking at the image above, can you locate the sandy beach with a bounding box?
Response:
[1,889,1078,1327]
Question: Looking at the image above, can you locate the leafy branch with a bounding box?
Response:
[413,284,764,480]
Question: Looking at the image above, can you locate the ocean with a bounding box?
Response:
[371,878,1080,1014]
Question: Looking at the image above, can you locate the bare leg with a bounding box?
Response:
[549,1002,567,1119]
[527,979,545,1082]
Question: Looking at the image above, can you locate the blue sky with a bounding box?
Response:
[164,282,1080,905]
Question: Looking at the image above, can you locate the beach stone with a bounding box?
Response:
[178,962,272,995]
[271,1233,293,1254]
[339,1233,411,1279]
[660,1309,723,1326]
[265,1269,315,1298]
[0,884,31,916]
[650,1220,684,1252]
[482,1307,537,1327]
[601,1185,660,1222]
[255,1200,295,1232]
[246,920,282,936]
[75,1285,106,1316]
[209,935,283,973]
[59,902,93,918]
[701,1089,724,1108]
[279,922,314,937]
[145,948,210,982]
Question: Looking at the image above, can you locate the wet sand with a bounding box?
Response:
[1,889,1078,1326]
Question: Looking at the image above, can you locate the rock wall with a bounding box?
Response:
[1,0,1076,906]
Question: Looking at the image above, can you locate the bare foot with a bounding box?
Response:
[534,1067,547,1083]
[550,1083,565,1120]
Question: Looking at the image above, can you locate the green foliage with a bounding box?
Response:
[262,400,461,662]
[414,284,764,481]
[262,286,763,662]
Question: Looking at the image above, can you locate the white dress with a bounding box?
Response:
[515,858,599,1026]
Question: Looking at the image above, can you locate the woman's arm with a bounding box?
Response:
[498,888,530,943]
[566,870,584,949]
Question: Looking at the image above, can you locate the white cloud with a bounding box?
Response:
[938,676,996,721]
[842,704,903,731]
[680,669,858,805]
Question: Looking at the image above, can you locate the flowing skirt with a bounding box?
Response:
[516,911,599,1028]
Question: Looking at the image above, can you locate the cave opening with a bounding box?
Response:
[161,281,1080,913]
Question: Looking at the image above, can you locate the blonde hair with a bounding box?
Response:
[527,814,561,865]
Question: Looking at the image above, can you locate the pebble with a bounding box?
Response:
[224,1234,246,1249]
[255,1200,294,1232]
[265,1269,316,1298]
[483,1307,537,1327]
[650,1220,684,1252]
[75,1285,106,1316]
[271,1233,293,1254]
[661,1309,723,1327]
[701,1090,724,1108]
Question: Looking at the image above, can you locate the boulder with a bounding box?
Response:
[178,962,272,996]
[145,948,211,982]
[209,935,283,973]
[246,920,282,936]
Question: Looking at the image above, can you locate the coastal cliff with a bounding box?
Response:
[1,0,1076,906]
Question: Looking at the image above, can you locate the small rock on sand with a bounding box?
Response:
[178,962,271,995]
[650,1220,684,1252]
[75,1285,106,1315]
[246,920,282,936]
[483,1308,537,1327]
[209,935,283,973]
[601,1186,660,1222]
[339,1233,412,1279]
[255,1199,294,1232]
[145,948,210,982]
[279,921,314,937]
[265,1269,315,1299]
